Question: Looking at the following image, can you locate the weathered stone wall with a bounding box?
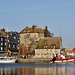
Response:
[20,33,44,44]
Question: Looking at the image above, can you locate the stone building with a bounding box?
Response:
[19,25,51,57]
[35,37,62,59]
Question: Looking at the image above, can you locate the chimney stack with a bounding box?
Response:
[26,26,28,28]
[45,26,47,30]
[32,24,35,29]
[1,28,5,32]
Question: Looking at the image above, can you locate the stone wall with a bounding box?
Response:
[20,33,44,44]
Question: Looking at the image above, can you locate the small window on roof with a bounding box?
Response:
[44,45,47,48]
[27,30,29,32]
[51,44,56,49]
[24,30,26,32]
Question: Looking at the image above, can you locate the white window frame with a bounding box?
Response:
[1,47,3,50]
[14,37,16,39]
[8,40,9,42]
[1,38,3,41]
[9,44,10,48]
[13,45,15,48]
[5,43,6,46]
[1,42,3,46]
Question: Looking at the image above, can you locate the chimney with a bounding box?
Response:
[1,28,5,32]
[45,26,47,30]
[32,24,35,29]
[26,26,28,28]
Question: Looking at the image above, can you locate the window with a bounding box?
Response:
[13,45,15,48]
[27,30,29,32]
[18,40,19,42]
[24,30,26,32]
[44,45,47,48]
[1,42,3,46]
[8,39,9,42]
[26,34,30,38]
[1,35,2,37]
[5,43,6,45]
[1,38,3,41]
[37,53,39,55]
[44,53,46,55]
[10,33,12,35]
[14,37,16,39]
[9,44,10,48]
[5,39,6,41]
[1,47,3,50]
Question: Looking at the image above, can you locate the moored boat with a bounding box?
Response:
[55,57,75,63]
[0,57,16,63]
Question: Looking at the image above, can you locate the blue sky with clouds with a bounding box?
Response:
[0,0,75,48]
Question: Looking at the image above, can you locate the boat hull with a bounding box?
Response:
[0,59,16,63]
[55,58,75,63]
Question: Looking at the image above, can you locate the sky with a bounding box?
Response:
[0,0,75,49]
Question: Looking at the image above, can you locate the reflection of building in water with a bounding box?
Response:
[35,67,64,75]
[18,68,35,75]
[0,67,74,75]
[0,68,19,75]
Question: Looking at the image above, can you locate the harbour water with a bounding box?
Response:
[0,63,75,75]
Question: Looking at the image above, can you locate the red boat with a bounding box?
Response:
[55,57,75,63]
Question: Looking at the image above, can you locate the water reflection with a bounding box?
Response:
[0,67,75,75]
[0,68,18,75]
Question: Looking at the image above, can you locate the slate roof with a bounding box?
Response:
[19,25,44,34]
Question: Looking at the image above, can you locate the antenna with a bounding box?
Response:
[60,27,61,37]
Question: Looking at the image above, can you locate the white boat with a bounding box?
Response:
[0,57,16,63]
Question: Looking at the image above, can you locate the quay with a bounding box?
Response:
[18,58,52,63]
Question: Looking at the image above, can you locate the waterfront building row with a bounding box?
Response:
[0,28,19,56]
[19,25,62,58]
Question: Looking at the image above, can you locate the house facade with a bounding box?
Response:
[0,28,19,56]
[7,31,19,55]
[0,29,6,56]
[19,25,50,57]
[35,37,62,59]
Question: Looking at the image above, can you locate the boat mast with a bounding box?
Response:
[5,28,8,56]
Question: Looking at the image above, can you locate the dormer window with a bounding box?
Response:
[24,30,26,33]
[44,45,47,48]
[51,44,56,49]
[27,30,29,32]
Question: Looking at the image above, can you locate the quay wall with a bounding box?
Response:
[18,58,52,63]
